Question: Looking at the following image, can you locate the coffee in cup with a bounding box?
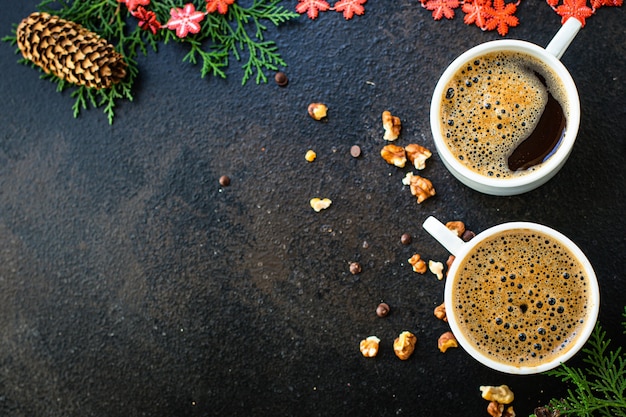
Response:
[439,49,569,178]
[423,216,599,374]
[429,18,583,195]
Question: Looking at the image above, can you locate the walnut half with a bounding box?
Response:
[382,110,401,141]
[381,144,407,168]
[405,143,432,170]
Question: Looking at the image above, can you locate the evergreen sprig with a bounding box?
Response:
[3,0,299,123]
[532,307,626,417]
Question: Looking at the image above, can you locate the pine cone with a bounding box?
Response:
[16,12,127,90]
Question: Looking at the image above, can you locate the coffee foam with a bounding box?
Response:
[452,229,590,367]
[440,51,569,178]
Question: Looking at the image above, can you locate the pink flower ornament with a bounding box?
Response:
[165,3,206,38]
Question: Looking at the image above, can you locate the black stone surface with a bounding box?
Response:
[1,2,625,416]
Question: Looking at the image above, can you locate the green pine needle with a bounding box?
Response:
[3,0,299,123]
[538,306,626,417]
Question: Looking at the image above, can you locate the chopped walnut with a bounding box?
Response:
[487,401,505,417]
[445,255,456,277]
[308,103,328,120]
[405,143,432,170]
[381,144,407,168]
[360,336,380,358]
[438,331,458,353]
[305,149,317,162]
[393,331,417,360]
[480,385,515,405]
[310,198,332,212]
[446,221,466,237]
[434,302,447,322]
[382,110,401,141]
[402,172,436,203]
[408,254,427,274]
[429,260,444,280]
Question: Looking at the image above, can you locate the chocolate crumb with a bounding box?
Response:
[219,175,231,186]
[376,303,390,317]
[401,233,412,245]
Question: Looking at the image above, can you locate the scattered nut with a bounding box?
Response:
[382,110,401,141]
[349,262,362,275]
[404,143,432,170]
[445,255,456,277]
[376,302,390,317]
[437,331,458,353]
[402,172,436,203]
[462,229,476,242]
[434,302,447,322]
[381,144,407,168]
[487,401,505,417]
[308,103,328,120]
[360,336,380,358]
[408,254,427,274]
[305,149,317,162]
[480,385,515,405]
[446,221,466,237]
[393,331,417,360]
[429,260,444,280]
[219,175,231,186]
[310,198,332,212]
[400,233,412,245]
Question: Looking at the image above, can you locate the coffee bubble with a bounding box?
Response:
[452,229,590,367]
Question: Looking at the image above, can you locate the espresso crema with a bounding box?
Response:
[452,229,590,367]
[440,51,569,178]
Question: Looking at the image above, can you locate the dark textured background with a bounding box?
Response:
[1,1,625,416]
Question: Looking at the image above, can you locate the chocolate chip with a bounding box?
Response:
[461,230,476,242]
[350,145,361,158]
[274,71,288,87]
[376,302,390,317]
[219,175,231,186]
[349,262,362,275]
[400,233,412,245]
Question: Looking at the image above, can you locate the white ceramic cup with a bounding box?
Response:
[423,216,600,374]
[430,18,583,195]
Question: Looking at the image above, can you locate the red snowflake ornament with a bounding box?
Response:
[296,0,331,19]
[484,0,519,36]
[132,6,161,34]
[206,0,235,15]
[421,0,461,20]
[334,0,367,19]
[553,0,594,26]
[462,0,490,29]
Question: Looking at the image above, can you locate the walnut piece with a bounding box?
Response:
[310,198,332,212]
[446,221,466,237]
[305,149,317,162]
[434,302,447,322]
[429,260,444,280]
[438,331,458,353]
[402,172,436,203]
[382,110,401,141]
[487,401,505,417]
[308,103,328,120]
[393,331,417,360]
[405,143,432,170]
[381,144,407,168]
[408,254,427,274]
[360,336,380,358]
[480,385,515,405]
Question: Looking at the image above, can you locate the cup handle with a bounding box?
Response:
[422,216,465,256]
[545,17,582,59]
